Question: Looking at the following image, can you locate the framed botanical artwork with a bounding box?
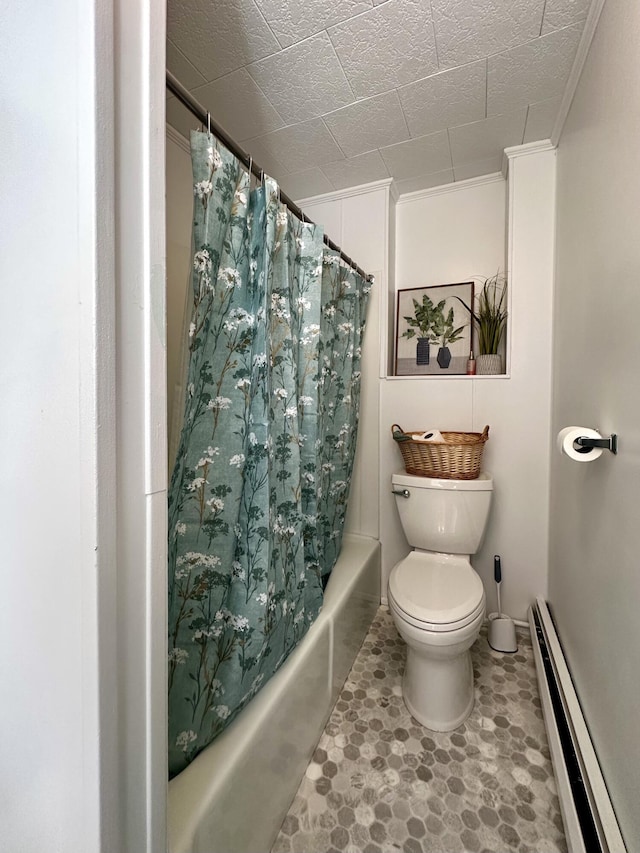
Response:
[395,282,474,376]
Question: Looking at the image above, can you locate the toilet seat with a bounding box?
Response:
[388,551,485,633]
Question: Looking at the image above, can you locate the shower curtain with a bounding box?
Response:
[168,131,370,776]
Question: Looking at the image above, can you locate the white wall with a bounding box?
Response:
[393,176,507,288]
[302,164,555,622]
[383,164,555,620]
[0,2,167,851]
[0,3,114,851]
[300,181,393,544]
[550,2,640,847]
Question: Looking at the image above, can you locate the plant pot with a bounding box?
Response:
[436,346,451,368]
[476,354,503,375]
[416,338,430,365]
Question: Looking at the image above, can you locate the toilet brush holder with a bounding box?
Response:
[488,615,518,653]
[488,555,518,653]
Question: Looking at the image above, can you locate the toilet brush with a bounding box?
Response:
[487,555,518,653]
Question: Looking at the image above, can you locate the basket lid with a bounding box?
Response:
[392,471,493,491]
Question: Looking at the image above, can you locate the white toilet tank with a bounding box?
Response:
[392,471,493,555]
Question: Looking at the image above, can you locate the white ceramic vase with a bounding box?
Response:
[476,354,503,375]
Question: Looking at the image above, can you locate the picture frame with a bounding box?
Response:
[395,282,474,376]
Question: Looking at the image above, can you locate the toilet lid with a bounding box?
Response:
[388,552,485,627]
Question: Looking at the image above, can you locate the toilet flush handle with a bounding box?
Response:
[392,488,410,498]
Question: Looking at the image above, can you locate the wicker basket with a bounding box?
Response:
[391,424,490,480]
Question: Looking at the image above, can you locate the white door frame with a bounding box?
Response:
[113,0,168,849]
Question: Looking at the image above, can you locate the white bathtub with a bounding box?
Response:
[168,533,381,853]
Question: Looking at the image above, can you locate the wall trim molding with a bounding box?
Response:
[297,177,394,207]
[502,139,556,177]
[551,0,606,146]
[395,171,504,205]
[504,138,556,160]
[166,122,190,155]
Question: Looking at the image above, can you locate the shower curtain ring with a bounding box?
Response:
[248,156,253,185]
[207,113,211,135]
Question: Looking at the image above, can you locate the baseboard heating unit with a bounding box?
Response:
[528,597,627,853]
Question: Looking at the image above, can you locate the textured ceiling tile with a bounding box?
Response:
[398,61,486,138]
[167,0,280,82]
[235,135,289,179]
[542,0,591,34]
[244,119,345,174]
[449,110,527,166]
[321,151,389,190]
[328,0,438,98]
[167,40,207,90]
[247,33,354,125]
[254,0,372,49]
[394,169,455,196]
[380,131,452,180]
[279,168,334,201]
[453,155,504,181]
[166,95,203,140]
[523,96,562,142]
[431,0,545,68]
[323,92,409,158]
[487,25,582,115]
[191,70,284,142]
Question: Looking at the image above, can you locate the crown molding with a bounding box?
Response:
[551,0,606,146]
[504,139,556,160]
[166,122,190,155]
[296,177,394,207]
[502,139,557,176]
[396,171,504,205]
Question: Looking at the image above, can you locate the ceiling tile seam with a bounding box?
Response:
[427,0,441,69]
[476,22,586,66]
[379,144,452,184]
[322,137,385,167]
[188,74,290,133]
[539,0,549,37]
[484,59,488,120]
[393,90,412,141]
[317,162,342,192]
[320,117,350,161]
[242,30,337,88]
[317,151,391,190]
[325,2,389,38]
[167,39,208,86]
[250,0,285,52]
[378,153,392,181]
[241,65,298,130]
[445,127,455,176]
[521,106,531,145]
[324,28,358,102]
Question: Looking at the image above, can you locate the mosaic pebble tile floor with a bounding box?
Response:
[272,607,566,853]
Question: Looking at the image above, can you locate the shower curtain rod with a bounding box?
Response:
[166,70,373,283]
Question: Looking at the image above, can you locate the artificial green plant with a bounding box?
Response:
[457,273,508,355]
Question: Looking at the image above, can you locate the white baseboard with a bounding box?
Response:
[529,598,627,853]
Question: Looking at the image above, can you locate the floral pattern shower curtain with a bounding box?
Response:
[168,132,370,776]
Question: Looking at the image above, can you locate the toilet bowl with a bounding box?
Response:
[388,472,493,730]
[388,552,485,730]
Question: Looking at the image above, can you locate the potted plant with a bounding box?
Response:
[431,306,466,368]
[457,273,508,374]
[401,294,444,365]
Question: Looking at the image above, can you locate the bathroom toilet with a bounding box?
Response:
[388,471,493,731]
